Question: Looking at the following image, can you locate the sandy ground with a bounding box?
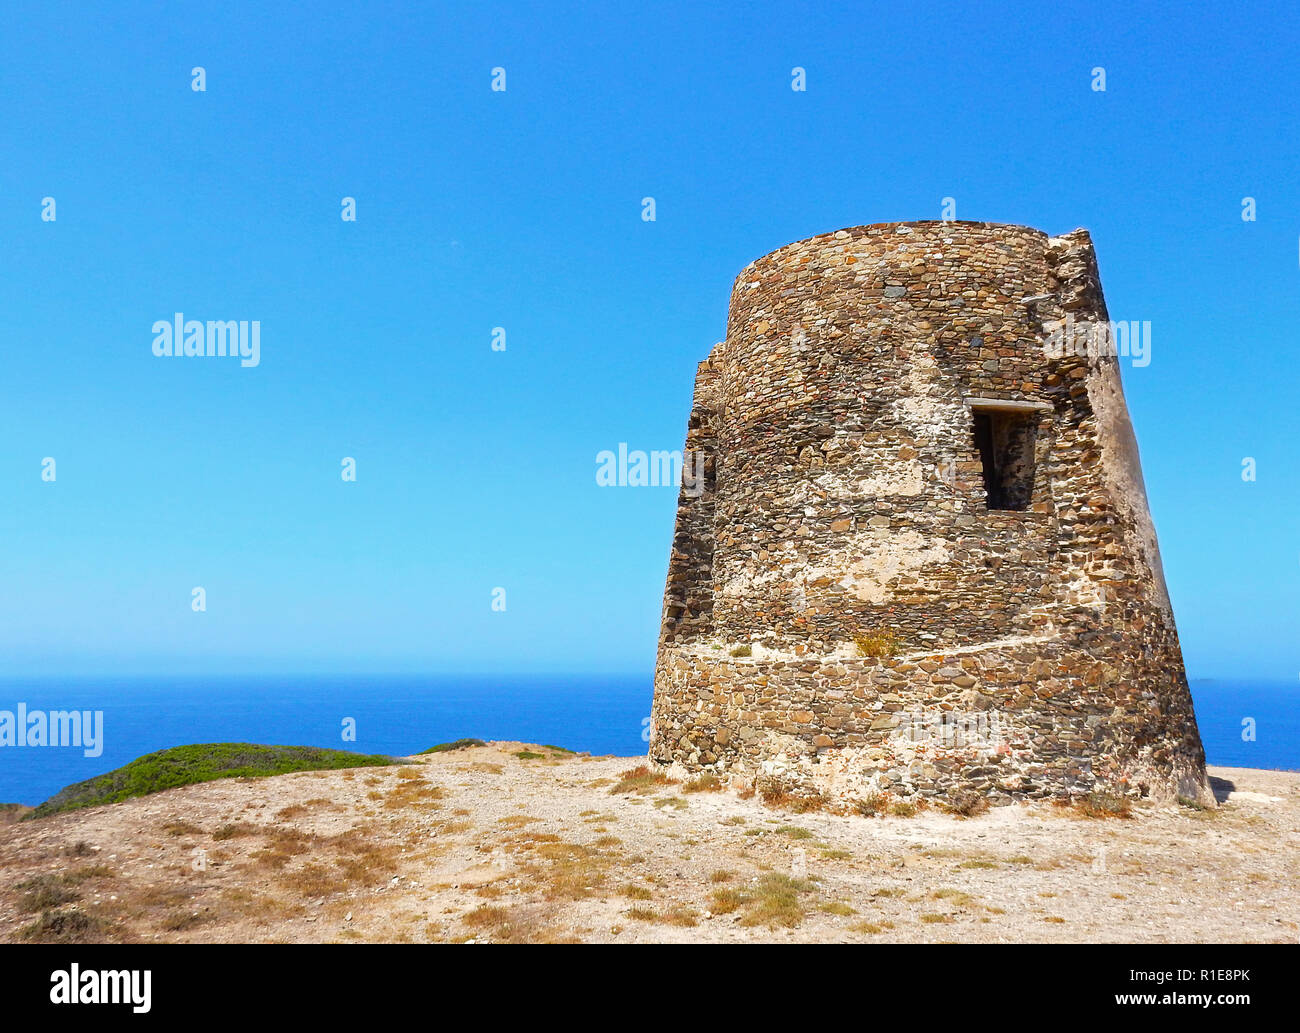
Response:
[2,745,1297,944]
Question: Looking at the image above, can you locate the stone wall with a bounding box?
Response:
[648,221,1211,806]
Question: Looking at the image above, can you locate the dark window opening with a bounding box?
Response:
[972,410,1038,511]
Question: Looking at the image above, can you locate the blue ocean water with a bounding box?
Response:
[0,674,654,806]
[1186,680,1300,771]
[0,676,1293,807]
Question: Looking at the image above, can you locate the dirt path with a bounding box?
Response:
[2,745,1297,943]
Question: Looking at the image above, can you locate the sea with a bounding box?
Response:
[0,675,1295,807]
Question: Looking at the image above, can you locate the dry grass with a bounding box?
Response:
[71,863,115,880]
[120,878,177,902]
[623,904,698,926]
[610,765,677,795]
[279,861,349,899]
[931,888,975,908]
[513,838,619,902]
[18,908,118,944]
[738,873,815,929]
[463,905,511,929]
[709,888,747,914]
[160,909,205,932]
[757,778,827,813]
[498,815,542,828]
[942,790,990,818]
[855,794,888,817]
[17,874,81,912]
[5,745,1284,946]
[854,630,902,658]
[383,775,445,811]
[250,829,315,869]
[659,905,699,927]
[460,904,578,944]
[329,838,402,886]
[160,820,205,837]
[1075,792,1133,819]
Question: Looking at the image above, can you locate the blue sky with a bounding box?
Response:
[0,0,1296,680]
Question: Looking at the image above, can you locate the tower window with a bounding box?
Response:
[972,409,1038,511]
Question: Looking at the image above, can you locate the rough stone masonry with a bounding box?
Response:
[648,221,1213,806]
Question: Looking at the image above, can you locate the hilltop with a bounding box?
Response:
[1,743,1296,944]
[27,743,400,819]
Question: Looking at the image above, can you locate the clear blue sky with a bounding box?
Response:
[1,1,1296,680]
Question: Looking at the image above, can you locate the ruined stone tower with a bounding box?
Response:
[648,221,1211,806]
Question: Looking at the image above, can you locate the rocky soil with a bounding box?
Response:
[2,745,1296,944]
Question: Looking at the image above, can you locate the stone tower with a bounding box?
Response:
[648,221,1211,806]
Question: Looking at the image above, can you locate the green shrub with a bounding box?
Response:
[419,738,487,754]
[29,744,399,819]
